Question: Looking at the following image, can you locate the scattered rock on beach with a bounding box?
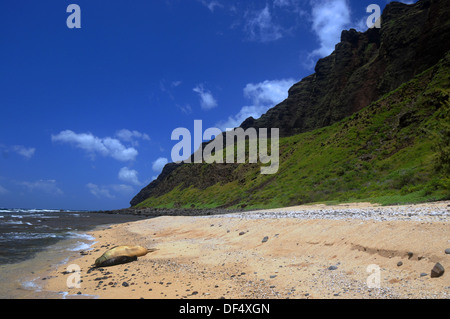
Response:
[397,261,403,267]
[262,236,269,243]
[445,248,450,255]
[328,266,338,271]
[431,263,445,278]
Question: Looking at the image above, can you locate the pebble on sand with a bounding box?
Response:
[328,266,338,271]
[431,263,445,278]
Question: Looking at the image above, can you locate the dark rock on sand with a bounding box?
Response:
[262,236,269,243]
[431,263,445,278]
[328,266,338,271]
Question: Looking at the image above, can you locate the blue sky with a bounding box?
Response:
[0,0,416,210]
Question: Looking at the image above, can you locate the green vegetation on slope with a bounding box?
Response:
[136,53,450,210]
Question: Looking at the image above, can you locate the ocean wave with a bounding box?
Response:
[66,232,96,251]
[1,220,24,225]
[0,209,60,214]
[67,232,95,241]
[68,241,94,252]
[21,278,42,292]
[0,232,63,241]
[33,215,59,219]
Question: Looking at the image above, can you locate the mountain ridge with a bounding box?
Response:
[241,0,450,136]
[131,0,450,208]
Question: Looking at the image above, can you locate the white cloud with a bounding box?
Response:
[0,144,36,159]
[244,5,284,42]
[198,0,223,12]
[115,129,150,144]
[193,85,218,110]
[12,145,36,159]
[306,0,351,67]
[86,183,115,199]
[20,180,63,196]
[152,157,169,172]
[52,130,138,162]
[118,167,141,186]
[273,0,302,8]
[86,183,135,199]
[176,104,193,115]
[273,0,290,7]
[243,79,296,106]
[273,0,308,17]
[355,16,369,32]
[217,78,297,130]
[110,184,135,196]
[217,105,270,131]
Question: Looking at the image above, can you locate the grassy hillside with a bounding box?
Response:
[136,53,450,210]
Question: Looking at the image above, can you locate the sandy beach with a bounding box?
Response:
[34,201,450,299]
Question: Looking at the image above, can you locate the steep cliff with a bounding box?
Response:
[241,0,450,136]
[131,0,450,208]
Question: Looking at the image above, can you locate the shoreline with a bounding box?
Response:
[0,211,155,299]
[32,201,450,299]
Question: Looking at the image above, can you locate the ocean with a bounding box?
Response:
[0,208,152,298]
[0,208,150,265]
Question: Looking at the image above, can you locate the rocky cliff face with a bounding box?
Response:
[131,0,450,208]
[241,0,450,137]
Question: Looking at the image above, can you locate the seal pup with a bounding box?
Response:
[94,245,157,268]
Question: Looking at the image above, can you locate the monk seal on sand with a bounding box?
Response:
[94,245,157,268]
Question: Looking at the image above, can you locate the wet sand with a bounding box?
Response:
[33,201,450,299]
